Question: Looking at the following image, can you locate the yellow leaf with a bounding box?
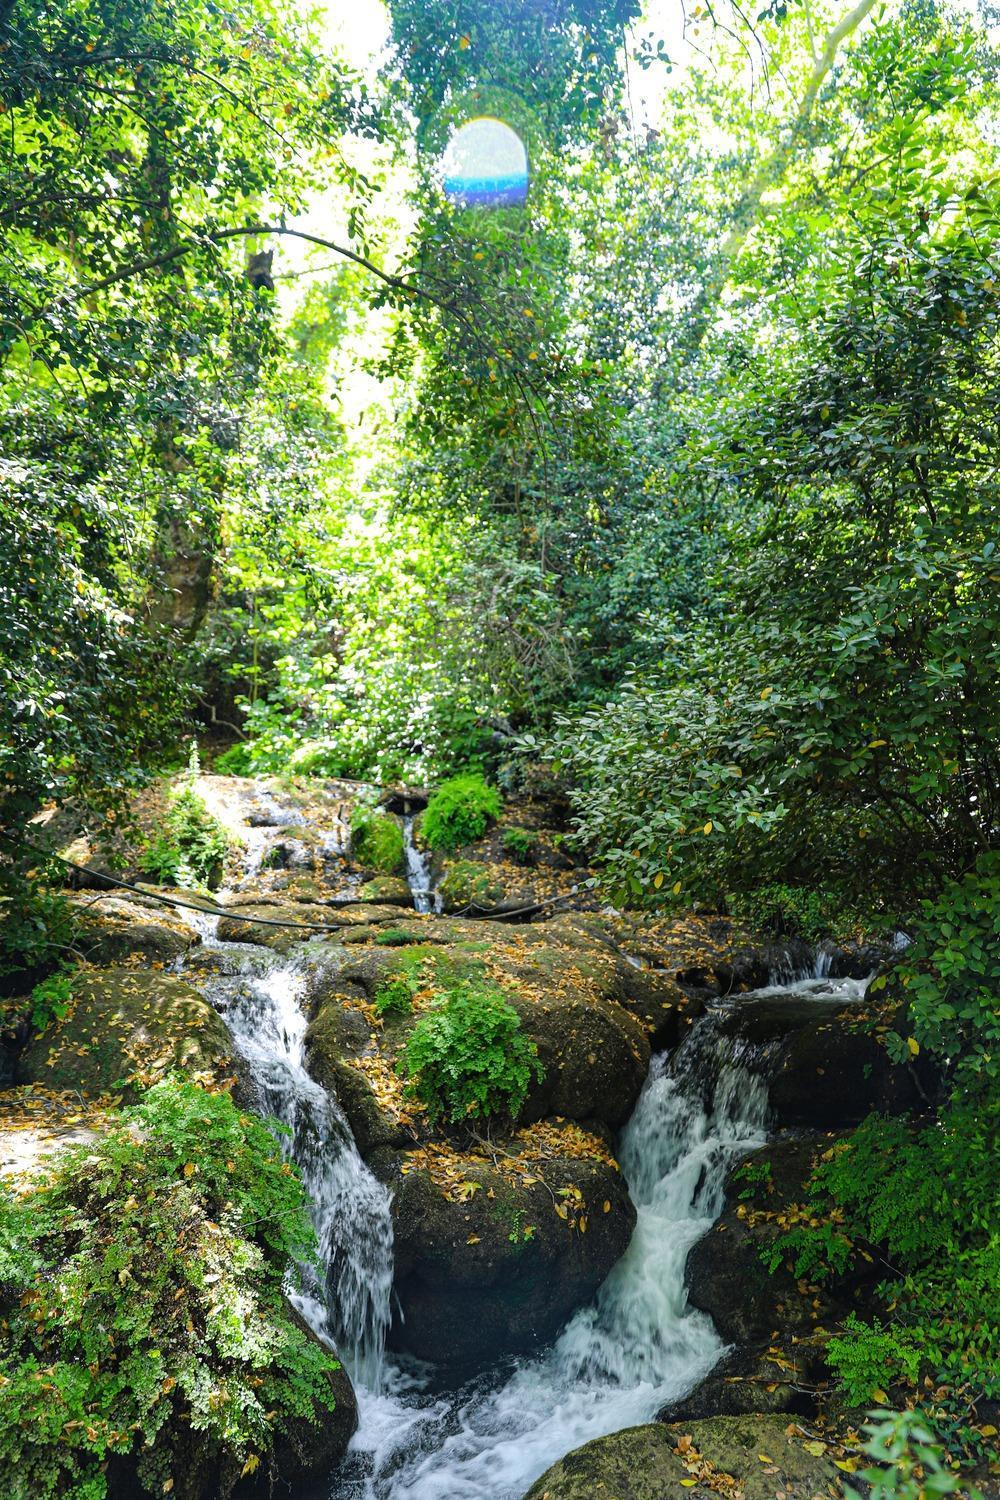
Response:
[979,1425,998,1437]
[803,1441,827,1457]
[163,1483,174,1496]
[907,1036,920,1056]
[868,740,887,749]
[680,1482,698,1489]
[758,1454,774,1463]
[240,1456,260,1478]
[760,686,773,699]
[703,821,713,835]
[466,1235,481,1245]
[603,1200,611,1213]
[672,881,682,895]
[183,1162,196,1177]
[458,33,471,48]
[835,1459,859,1472]
[579,1216,588,1233]
[872,1388,889,1404]
[653,872,664,889]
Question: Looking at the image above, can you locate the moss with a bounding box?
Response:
[422,775,502,852]
[350,806,404,875]
[438,859,503,911]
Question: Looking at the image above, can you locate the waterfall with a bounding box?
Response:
[401,816,440,914]
[180,921,394,1389]
[343,1015,772,1500]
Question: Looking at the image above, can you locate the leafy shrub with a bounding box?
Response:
[212,742,252,776]
[0,873,75,980]
[399,979,542,1124]
[846,1408,980,1500]
[0,1077,337,1499]
[28,968,73,1032]
[502,827,539,866]
[879,854,1000,1081]
[139,787,230,889]
[349,804,404,875]
[422,775,502,853]
[729,884,870,944]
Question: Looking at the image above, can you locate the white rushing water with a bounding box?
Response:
[401,815,440,914]
[180,890,864,1500]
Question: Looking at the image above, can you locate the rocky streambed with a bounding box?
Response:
[2,773,928,1499]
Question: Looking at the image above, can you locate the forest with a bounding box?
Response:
[0,0,998,1496]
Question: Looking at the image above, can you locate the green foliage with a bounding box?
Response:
[880,856,1000,1080]
[729,885,870,944]
[373,974,417,1018]
[374,928,425,947]
[0,1078,337,1499]
[826,1316,921,1405]
[350,805,404,876]
[0,873,75,981]
[28,969,73,1034]
[845,1408,980,1500]
[422,775,502,853]
[768,1085,1000,1440]
[212,744,253,777]
[501,828,539,866]
[734,1159,772,1202]
[399,979,542,1125]
[139,788,230,889]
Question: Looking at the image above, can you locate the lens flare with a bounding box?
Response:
[441,116,528,208]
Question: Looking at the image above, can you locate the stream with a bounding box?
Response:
[178,844,867,1500]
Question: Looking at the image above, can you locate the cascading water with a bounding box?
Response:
[177,824,869,1500]
[401,816,440,914]
[179,918,394,1389]
[341,1015,772,1500]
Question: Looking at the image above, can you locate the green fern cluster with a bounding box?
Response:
[399,979,541,1124]
[139,787,230,889]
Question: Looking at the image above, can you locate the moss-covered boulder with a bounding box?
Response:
[356,875,414,907]
[67,892,201,966]
[17,968,239,1098]
[382,1120,635,1371]
[523,1414,842,1500]
[767,1009,927,1127]
[685,1136,881,1346]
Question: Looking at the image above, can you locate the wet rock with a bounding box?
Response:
[685,1136,880,1346]
[383,1124,635,1371]
[17,968,239,1099]
[356,875,414,908]
[517,992,649,1127]
[67,891,201,966]
[768,1012,927,1127]
[657,1344,817,1424]
[523,1414,842,1500]
[258,1303,359,1487]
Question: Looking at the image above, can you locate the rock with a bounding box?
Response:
[356,875,414,908]
[67,892,201,965]
[215,899,398,952]
[383,1122,635,1371]
[685,1136,881,1346]
[657,1344,817,1424]
[259,1303,359,1487]
[768,1012,927,1127]
[17,968,239,1099]
[522,1414,842,1500]
[516,991,649,1127]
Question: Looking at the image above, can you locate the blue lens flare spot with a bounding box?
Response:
[442,117,529,208]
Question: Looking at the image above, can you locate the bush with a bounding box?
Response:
[212,743,252,776]
[501,827,539,866]
[0,1077,338,1499]
[422,774,502,853]
[349,804,404,875]
[399,979,542,1124]
[729,883,870,943]
[139,787,230,889]
[0,872,75,981]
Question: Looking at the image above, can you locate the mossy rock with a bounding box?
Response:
[17,968,238,1098]
[523,1414,842,1500]
[384,1125,636,1371]
[437,858,504,912]
[350,810,405,876]
[356,875,414,908]
[67,892,201,966]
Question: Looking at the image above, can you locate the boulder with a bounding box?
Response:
[685,1136,881,1347]
[383,1122,635,1371]
[17,968,239,1098]
[768,1012,927,1128]
[523,1414,842,1500]
[67,892,201,966]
